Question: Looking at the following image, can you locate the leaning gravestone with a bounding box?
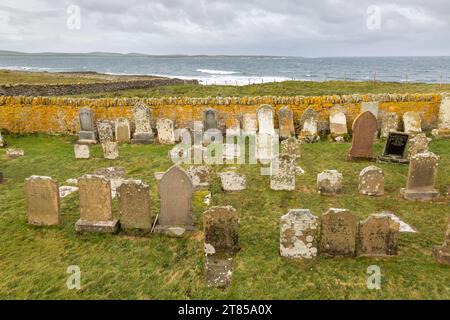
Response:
[75,175,118,233]
[25,176,60,226]
[242,113,258,135]
[329,109,348,141]
[432,217,450,265]
[280,209,318,259]
[155,166,195,233]
[156,118,175,144]
[257,104,275,135]
[299,108,320,142]
[403,111,422,135]
[97,120,114,143]
[270,155,296,191]
[347,111,377,160]
[434,97,450,138]
[380,112,399,138]
[317,170,343,195]
[278,106,295,139]
[358,166,384,196]
[131,102,154,144]
[378,132,409,163]
[319,208,358,257]
[78,108,97,144]
[74,144,89,159]
[117,180,151,234]
[102,141,119,160]
[115,118,131,143]
[407,133,430,159]
[401,151,440,201]
[357,213,400,257]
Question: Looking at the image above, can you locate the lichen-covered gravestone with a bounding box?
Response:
[280,137,301,159]
[156,118,175,144]
[204,206,239,255]
[317,170,343,195]
[378,132,409,163]
[407,133,430,159]
[74,144,89,159]
[155,165,195,234]
[380,112,399,138]
[97,120,114,143]
[435,97,450,138]
[357,213,400,257]
[270,155,296,191]
[102,141,119,160]
[242,112,258,135]
[6,148,24,158]
[347,111,377,160]
[131,102,154,144]
[218,171,246,191]
[117,180,151,234]
[204,255,234,288]
[78,108,97,144]
[280,209,318,259]
[432,217,450,265]
[358,166,384,196]
[403,111,422,135]
[25,176,61,226]
[115,118,131,143]
[278,106,295,139]
[75,175,118,233]
[186,165,210,189]
[329,109,348,141]
[319,208,358,257]
[256,104,275,135]
[299,108,320,142]
[401,151,440,201]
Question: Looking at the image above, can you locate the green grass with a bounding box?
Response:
[0,134,449,299]
[70,80,450,98]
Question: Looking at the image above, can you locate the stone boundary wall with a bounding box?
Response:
[0,78,198,96]
[0,93,444,134]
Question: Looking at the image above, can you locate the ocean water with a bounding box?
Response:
[0,52,449,85]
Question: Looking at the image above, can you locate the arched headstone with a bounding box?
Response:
[257,104,275,135]
[278,106,295,139]
[347,111,377,160]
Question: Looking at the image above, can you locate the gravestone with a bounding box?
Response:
[407,133,430,159]
[403,112,422,135]
[347,111,377,160]
[218,171,246,191]
[242,113,258,135]
[102,141,119,160]
[280,209,318,259]
[75,175,118,233]
[317,170,343,195]
[270,155,296,191]
[278,106,295,139]
[59,185,78,198]
[78,108,97,144]
[74,144,89,159]
[131,102,154,144]
[204,206,239,255]
[203,108,219,131]
[329,109,348,141]
[25,176,60,226]
[436,97,450,137]
[380,112,399,138]
[117,180,151,234]
[93,167,126,198]
[156,118,175,144]
[256,133,277,162]
[319,208,358,257]
[97,120,114,143]
[6,148,24,158]
[432,217,450,265]
[225,116,241,137]
[115,118,131,143]
[401,151,440,201]
[358,166,384,196]
[0,131,4,147]
[299,108,320,142]
[155,166,195,233]
[280,137,301,159]
[361,102,379,119]
[205,255,234,288]
[378,132,409,163]
[357,213,400,257]
[256,104,275,135]
[174,128,192,143]
[186,165,210,189]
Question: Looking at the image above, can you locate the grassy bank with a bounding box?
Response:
[0,134,449,299]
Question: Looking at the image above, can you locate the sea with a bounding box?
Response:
[1,52,449,86]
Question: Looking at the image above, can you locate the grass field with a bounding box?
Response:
[0,134,449,299]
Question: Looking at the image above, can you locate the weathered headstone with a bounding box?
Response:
[97,120,114,143]
[380,112,399,138]
[403,111,422,135]
[280,209,318,259]
[278,106,295,139]
[204,206,239,255]
[186,165,210,189]
[280,137,301,159]
[347,111,377,160]
[25,176,60,226]
[117,180,151,234]
[115,118,131,143]
[155,166,195,233]
[299,108,320,142]
[102,141,119,160]
[357,213,400,257]
[203,108,219,131]
[218,171,246,191]
[317,170,343,195]
[401,151,440,201]
[242,113,258,135]
[257,104,275,135]
[78,108,97,144]
[358,166,384,196]
[156,118,175,144]
[75,175,118,233]
[6,148,24,158]
[131,102,154,144]
[329,109,348,141]
[432,217,450,265]
[407,133,430,159]
[378,132,409,163]
[59,185,78,198]
[361,102,379,119]
[319,208,358,257]
[435,97,450,138]
[270,155,296,191]
[205,255,234,288]
[74,144,89,159]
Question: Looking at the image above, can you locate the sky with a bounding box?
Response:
[0,0,449,57]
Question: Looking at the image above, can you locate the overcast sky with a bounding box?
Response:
[0,0,449,56]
